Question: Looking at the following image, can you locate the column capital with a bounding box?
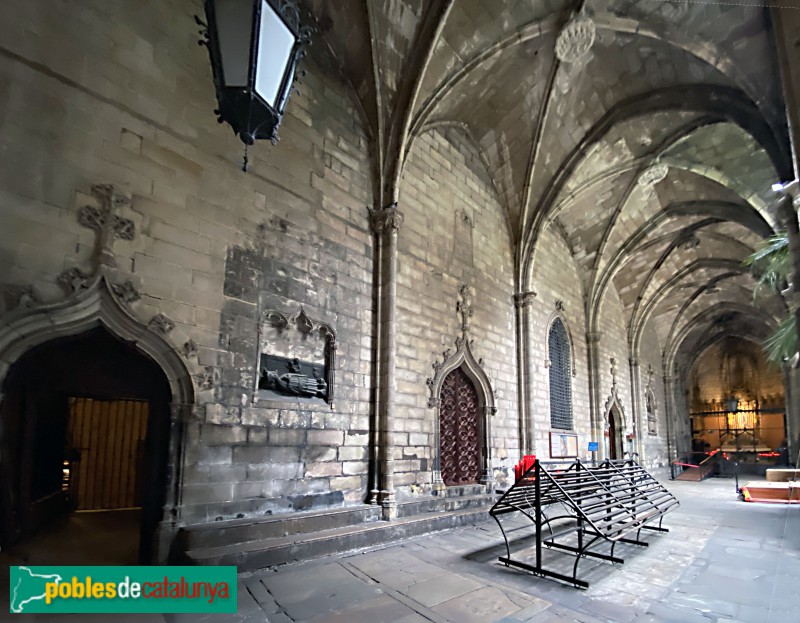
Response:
[369,203,404,235]
[514,290,537,308]
[586,331,602,344]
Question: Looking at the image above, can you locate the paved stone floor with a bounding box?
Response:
[173,477,800,623]
[3,477,799,621]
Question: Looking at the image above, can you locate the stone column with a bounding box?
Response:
[662,373,676,470]
[586,331,604,459]
[778,193,800,308]
[628,357,644,461]
[514,290,537,455]
[783,360,799,466]
[367,214,384,506]
[481,405,495,487]
[771,7,800,176]
[370,204,403,520]
[772,7,800,467]
[778,188,800,466]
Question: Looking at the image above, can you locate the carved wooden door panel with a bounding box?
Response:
[439,367,481,486]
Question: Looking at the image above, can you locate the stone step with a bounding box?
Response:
[435,484,490,498]
[182,506,493,571]
[396,493,495,518]
[178,504,381,552]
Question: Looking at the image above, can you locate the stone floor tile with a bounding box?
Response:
[306,594,431,623]
[430,585,545,623]
[149,479,800,622]
[401,572,485,607]
[344,548,449,588]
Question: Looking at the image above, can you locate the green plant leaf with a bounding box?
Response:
[744,232,789,298]
[764,314,798,365]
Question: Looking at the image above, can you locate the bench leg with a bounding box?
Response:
[491,514,511,561]
[498,557,589,589]
[544,540,625,564]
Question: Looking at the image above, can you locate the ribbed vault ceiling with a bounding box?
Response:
[308,0,792,368]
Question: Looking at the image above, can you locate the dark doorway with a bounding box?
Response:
[0,327,171,564]
[439,367,482,486]
[608,406,622,460]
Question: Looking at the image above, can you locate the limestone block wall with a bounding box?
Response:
[528,227,592,459]
[395,127,518,494]
[638,318,670,468]
[596,287,634,446]
[0,0,376,522]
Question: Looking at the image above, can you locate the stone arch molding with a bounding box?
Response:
[603,386,631,438]
[544,305,577,377]
[426,337,496,415]
[0,267,196,561]
[426,284,497,488]
[0,182,195,406]
[426,285,496,415]
[0,271,195,407]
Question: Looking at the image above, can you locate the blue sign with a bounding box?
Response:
[588,442,599,452]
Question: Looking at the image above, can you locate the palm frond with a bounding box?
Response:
[764,314,798,365]
[743,233,788,266]
[744,232,789,298]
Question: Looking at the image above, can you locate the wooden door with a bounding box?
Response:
[66,398,149,510]
[439,368,481,486]
[608,408,620,460]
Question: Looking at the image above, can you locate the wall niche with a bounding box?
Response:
[254,308,336,407]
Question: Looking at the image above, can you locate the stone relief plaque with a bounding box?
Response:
[255,308,335,406]
[259,355,327,398]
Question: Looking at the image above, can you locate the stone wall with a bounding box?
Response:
[0,0,712,541]
[529,226,592,459]
[638,317,670,467]
[0,0,376,522]
[596,286,634,451]
[395,126,518,492]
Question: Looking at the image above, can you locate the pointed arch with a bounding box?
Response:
[427,336,496,487]
[547,314,574,431]
[0,274,194,406]
[0,271,195,562]
[604,388,628,460]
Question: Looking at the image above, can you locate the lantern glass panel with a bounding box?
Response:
[215,0,253,87]
[255,0,296,109]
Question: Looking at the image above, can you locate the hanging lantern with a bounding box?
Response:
[724,394,739,414]
[197,0,311,164]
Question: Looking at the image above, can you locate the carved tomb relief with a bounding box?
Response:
[256,309,335,405]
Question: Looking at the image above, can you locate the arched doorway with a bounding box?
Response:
[608,405,623,460]
[439,367,482,486]
[0,327,171,564]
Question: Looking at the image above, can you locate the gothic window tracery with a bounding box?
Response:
[549,317,573,430]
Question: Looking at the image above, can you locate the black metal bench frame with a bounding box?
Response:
[490,458,679,588]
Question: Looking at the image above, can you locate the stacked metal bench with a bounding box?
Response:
[490,457,679,588]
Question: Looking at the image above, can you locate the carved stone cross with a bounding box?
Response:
[78,184,135,270]
[457,284,473,334]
